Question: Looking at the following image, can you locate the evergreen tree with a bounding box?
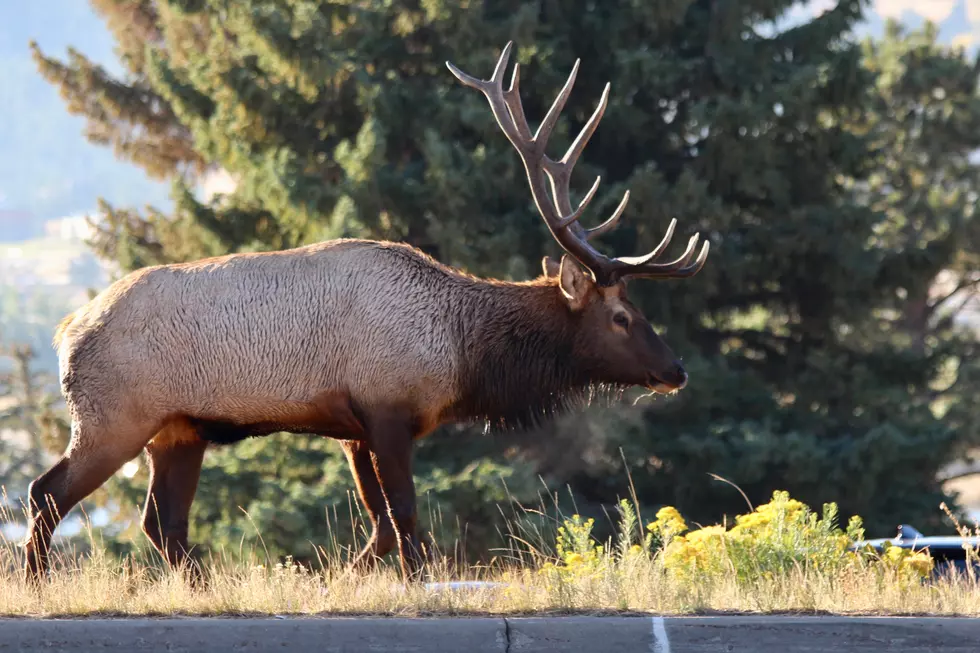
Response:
[856,20,979,488]
[594,17,979,533]
[0,343,67,495]
[30,0,978,562]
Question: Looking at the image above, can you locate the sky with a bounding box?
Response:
[0,3,171,240]
[877,0,979,40]
[0,1,976,242]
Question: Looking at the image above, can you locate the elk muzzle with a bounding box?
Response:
[647,361,688,394]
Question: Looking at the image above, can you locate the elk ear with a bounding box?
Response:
[558,255,592,311]
[541,256,561,278]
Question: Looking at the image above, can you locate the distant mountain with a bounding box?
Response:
[0,1,169,242]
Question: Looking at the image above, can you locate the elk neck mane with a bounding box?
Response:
[352,241,620,432]
[383,246,611,432]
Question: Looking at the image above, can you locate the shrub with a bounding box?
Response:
[542,490,935,586]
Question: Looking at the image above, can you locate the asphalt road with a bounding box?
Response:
[0,616,978,652]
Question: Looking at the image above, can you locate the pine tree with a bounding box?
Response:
[856,20,979,484]
[596,17,979,533]
[31,0,977,561]
[0,343,67,494]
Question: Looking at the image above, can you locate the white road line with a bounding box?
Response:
[651,616,670,653]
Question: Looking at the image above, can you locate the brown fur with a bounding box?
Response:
[149,417,202,449]
[25,238,688,584]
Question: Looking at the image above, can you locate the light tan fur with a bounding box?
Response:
[26,237,591,581]
[52,311,77,347]
[55,239,519,457]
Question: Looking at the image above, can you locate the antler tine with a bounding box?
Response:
[555,175,602,230]
[445,41,509,91]
[562,83,610,169]
[663,234,701,270]
[619,238,711,279]
[448,42,710,285]
[668,240,711,277]
[544,82,621,232]
[614,218,677,266]
[619,232,697,269]
[534,59,581,150]
[448,43,619,282]
[607,220,713,280]
[542,81,630,246]
[504,63,532,140]
[584,190,629,240]
[446,42,525,147]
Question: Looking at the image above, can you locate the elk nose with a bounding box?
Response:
[674,362,688,389]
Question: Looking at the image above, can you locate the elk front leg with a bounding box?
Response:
[340,440,396,570]
[364,412,424,582]
[141,438,208,582]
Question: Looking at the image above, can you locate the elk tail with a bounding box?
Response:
[52,311,77,348]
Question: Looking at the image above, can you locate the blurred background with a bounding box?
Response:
[0,0,977,565]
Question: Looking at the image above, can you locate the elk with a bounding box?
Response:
[24,42,708,584]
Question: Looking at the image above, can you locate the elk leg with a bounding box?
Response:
[364,414,424,582]
[141,438,208,581]
[340,440,396,570]
[25,436,144,584]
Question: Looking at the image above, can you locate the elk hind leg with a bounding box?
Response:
[25,421,148,584]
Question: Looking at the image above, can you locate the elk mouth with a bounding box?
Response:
[645,371,688,395]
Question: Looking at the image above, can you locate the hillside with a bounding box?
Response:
[0,217,109,374]
[0,1,169,241]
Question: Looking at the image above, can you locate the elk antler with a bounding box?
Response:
[447,42,709,286]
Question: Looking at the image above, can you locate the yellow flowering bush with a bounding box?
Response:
[657,491,935,583]
[539,500,650,585]
[647,506,688,545]
[653,492,861,582]
[535,513,608,585]
[556,515,602,567]
[539,490,936,588]
[877,542,935,580]
[662,525,729,578]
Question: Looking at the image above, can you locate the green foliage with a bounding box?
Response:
[534,491,935,606]
[541,490,933,583]
[651,490,934,583]
[29,0,979,564]
[594,18,979,534]
[0,345,68,493]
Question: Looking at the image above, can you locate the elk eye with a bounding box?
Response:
[613,313,630,330]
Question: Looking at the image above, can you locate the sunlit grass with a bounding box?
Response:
[2,486,979,618]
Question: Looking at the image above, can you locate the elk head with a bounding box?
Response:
[448,43,709,394]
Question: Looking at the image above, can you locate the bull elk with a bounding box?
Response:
[24,42,708,584]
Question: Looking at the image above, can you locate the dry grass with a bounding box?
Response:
[2,539,980,618]
[3,486,979,618]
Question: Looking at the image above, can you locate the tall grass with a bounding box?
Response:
[2,484,979,618]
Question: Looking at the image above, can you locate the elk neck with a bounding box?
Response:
[446,276,596,432]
